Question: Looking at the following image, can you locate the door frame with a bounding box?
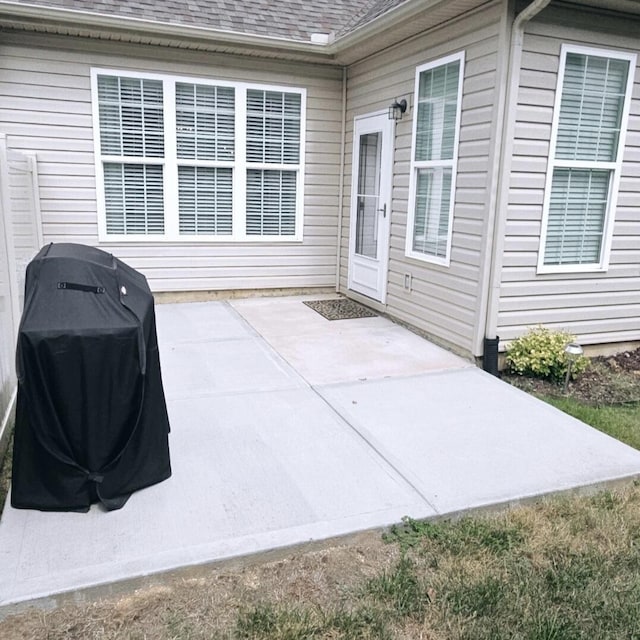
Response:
[347,110,394,304]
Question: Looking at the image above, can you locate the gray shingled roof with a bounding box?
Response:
[6,0,409,42]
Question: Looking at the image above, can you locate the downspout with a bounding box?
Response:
[482,0,552,375]
[335,66,347,293]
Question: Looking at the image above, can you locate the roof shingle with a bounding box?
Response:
[6,0,407,42]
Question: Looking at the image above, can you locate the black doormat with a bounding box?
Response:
[303,298,378,321]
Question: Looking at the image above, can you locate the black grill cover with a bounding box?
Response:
[11,243,171,512]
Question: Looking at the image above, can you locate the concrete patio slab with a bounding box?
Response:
[1,295,640,615]
[318,367,640,514]
[0,387,429,608]
[230,296,470,385]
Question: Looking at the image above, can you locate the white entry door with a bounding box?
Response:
[348,112,393,303]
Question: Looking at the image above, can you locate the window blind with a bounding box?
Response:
[94,71,304,240]
[176,83,235,161]
[246,169,296,236]
[178,166,232,235]
[245,90,301,236]
[98,76,164,158]
[246,90,301,164]
[415,62,459,163]
[408,56,462,263]
[413,167,452,259]
[542,50,632,268]
[544,168,609,265]
[104,163,164,235]
[556,54,629,162]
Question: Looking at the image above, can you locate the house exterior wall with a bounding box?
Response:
[0,32,343,293]
[341,0,506,357]
[497,5,640,347]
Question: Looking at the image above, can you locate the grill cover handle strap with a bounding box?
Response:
[57,282,105,294]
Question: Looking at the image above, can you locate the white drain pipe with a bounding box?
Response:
[335,66,348,293]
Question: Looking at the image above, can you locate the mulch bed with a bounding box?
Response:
[503,347,640,406]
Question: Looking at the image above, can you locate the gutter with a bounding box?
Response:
[0,0,491,63]
[482,0,552,375]
[0,1,337,56]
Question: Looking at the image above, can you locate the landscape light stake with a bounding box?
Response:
[563,342,584,394]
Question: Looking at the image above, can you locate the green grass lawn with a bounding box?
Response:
[542,395,640,451]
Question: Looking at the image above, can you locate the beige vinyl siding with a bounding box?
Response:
[0,32,343,292]
[498,6,640,347]
[342,1,504,357]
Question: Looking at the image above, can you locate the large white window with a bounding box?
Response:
[406,52,464,265]
[539,45,636,272]
[91,69,305,241]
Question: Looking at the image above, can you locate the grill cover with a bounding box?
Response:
[12,243,171,511]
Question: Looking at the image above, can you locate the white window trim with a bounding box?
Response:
[91,68,306,243]
[537,44,636,274]
[405,51,465,267]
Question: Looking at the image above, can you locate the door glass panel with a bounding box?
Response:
[355,132,381,258]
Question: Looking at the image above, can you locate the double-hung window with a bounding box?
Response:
[91,69,305,241]
[539,45,636,272]
[406,52,464,265]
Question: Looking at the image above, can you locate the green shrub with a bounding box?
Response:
[505,326,589,382]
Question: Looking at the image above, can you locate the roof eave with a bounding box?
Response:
[0,1,340,60]
[0,0,497,65]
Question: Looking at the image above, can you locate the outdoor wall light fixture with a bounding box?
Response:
[563,342,584,394]
[388,98,407,120]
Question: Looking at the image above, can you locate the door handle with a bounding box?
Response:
[378,203,387,218]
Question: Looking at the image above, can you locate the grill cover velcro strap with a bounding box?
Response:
[12,243,171,512]
[57,281,105,294]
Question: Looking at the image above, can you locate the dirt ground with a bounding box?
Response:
[0,533,399,640]
[503,346,640,406]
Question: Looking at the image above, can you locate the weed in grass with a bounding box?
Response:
[446,574,505,619]
[589,490,621,511]
[385,515,525,556]
[543,551,598,603]
[235,603,323,639]
[234,602,394,640]
[365,555,427,618]
[326,606,391,639]
[525,610,581,640]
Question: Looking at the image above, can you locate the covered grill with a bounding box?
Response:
[12,243,171,511]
